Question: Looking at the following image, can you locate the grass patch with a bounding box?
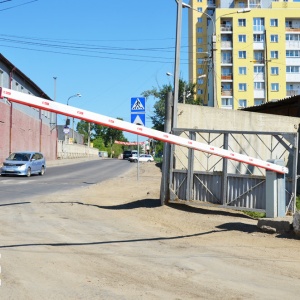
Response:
[242,211,266,219]
[297,196,300,211]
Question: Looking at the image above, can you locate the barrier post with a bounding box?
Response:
[160,92,172,205]
[266,159,286,218]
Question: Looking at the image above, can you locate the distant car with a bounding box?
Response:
[128,154,154,163]
[123,150,138,160]
[1,151,46,177]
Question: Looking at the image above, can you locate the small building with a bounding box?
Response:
[0,53,57,162]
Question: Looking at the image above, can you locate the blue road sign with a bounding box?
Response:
[131,97,145,113]
[131,113,145,126]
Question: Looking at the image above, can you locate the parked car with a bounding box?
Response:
[123,150,138,160]
[128,154,154,163]
[0,151,46,177]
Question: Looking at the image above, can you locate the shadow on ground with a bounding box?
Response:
[168,202,254,220]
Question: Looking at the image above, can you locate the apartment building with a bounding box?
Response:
[188,0,300,109]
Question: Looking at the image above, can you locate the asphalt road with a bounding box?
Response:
[0,158,134,203]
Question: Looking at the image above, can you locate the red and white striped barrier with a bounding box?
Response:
[115,141,145,145]
[0,87,288,174]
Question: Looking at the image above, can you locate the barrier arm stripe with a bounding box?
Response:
[0,87,288,174]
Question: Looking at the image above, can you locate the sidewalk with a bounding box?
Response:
[46,156,102,167]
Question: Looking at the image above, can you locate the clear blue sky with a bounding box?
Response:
[1,0,189,141]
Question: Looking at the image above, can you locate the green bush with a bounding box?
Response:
[297,196,300,211]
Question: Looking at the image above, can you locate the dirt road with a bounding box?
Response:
[0,161,299,299]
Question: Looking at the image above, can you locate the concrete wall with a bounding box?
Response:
[177,104,300,132]
[57,140,98,159]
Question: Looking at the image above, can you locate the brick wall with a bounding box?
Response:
[0,101,57,163]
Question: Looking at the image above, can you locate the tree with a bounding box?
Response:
[76,121,95,144]
[142,78,203,132]
[94,118,127,147]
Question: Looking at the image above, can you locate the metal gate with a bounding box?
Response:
[169,129,298,213]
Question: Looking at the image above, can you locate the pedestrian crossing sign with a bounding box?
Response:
[131,97,145,112]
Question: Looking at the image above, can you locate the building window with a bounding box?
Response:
[253,34,264,42]
[271,83,279,91]
[197,0,202,2]
[286,34,300,41]
[270,51,278,59]
[270,19,278,27]
[197,37,203,43]
[238,51,247,59]
[222,98,233,107]
[197,89,203,95]
[197,7,202,12]
[254,51,264,62]
[254,99,264,106]
[254,66,264,74]
[270,35,278,43]
[286,50,300,57]
[254,82,265,90]
[198,68,204,74]
[198,17,203,23]
[253,18,264,32]
[238,19,246,27]
[237,1,246,8]
[198,78,204,84]
[238,35,246,42]
[239,99,247,108]
[271,67,279,75]
[286,66,300,73]
[239,67,247,75]
[197,27,203,33]
[239,83,247,91]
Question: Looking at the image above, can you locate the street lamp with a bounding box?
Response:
[66,93,81,141]
[183,3,251,107]
[67,93,81,105]
[172,0,184,131]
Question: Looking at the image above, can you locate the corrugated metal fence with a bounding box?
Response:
[170,129,298,213]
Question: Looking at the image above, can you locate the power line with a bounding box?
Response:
[0,0,38,11]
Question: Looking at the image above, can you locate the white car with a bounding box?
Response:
[128,154,154,163]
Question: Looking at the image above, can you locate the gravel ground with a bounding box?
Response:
[0,161,300,300]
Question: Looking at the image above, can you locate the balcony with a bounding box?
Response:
[220,26,232,32]
[286,90,300,97]
[221,74,233,80]
[207,0,216,8]
[221,41,232,49]
[221,58,233,64]
[221,90,233,96]
[286,27,300,32]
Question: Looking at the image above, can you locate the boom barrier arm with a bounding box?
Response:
[0,87,288,174]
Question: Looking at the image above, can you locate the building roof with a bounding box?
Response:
[242,95,300,118]
[0,53,51,100]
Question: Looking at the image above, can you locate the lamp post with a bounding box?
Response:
[172,0,184,131]
[67,93,81,141]
[183,3,251,107]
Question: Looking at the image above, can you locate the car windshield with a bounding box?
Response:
[7,153,31,161]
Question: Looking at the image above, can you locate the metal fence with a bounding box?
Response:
[169,129,298,213]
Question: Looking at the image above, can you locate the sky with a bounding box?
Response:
[0,0,190,141]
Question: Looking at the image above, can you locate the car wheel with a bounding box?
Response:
[26,167,31,177]
[147,160,151,162]
[134,159,138,163]
[39,166,45,176]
